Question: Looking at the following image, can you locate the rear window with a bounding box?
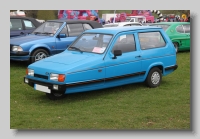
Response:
[138,32,166,50]
[150,24,170,31]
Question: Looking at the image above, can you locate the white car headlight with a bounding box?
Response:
[12,46,23,52]
[50,73,59,81]
[27,69,34,76]
[50,73,65,82]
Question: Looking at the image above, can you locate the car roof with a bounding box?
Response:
[105,22,141,26]
[85,26,162,35]
[47,19,103,28]
[10,16,36,20]
[152,22,190,25]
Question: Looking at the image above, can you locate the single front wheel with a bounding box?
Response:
[30,49,49,63]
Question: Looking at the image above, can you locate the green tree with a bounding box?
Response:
[37,10,56,21]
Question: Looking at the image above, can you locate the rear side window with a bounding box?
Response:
[139,32,166,50]
[67,24,84,36]
[23,20,36,30]
[10,19,23,30]
[176,25,184,33]
[112,34,136,53]
[83,24,93,30]
[183,24,190,33]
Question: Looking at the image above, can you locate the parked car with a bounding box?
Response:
[10,16,42,37]
[10,19,103,63]
[149,22,190,53]
[24,26,178,100]
[103,22,142,28]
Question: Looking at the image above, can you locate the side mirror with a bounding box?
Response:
[113,50,122,59]
[58,34,66,38]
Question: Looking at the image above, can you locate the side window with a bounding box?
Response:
[23,20,36,30]
[176,25,184,33]
[112,34,136,53]
[183,24,190,33]
[67,24,84,37]
[60,25,68,35]
[83,23,93,30]
[10,19,23,30]
[139,32,166,50]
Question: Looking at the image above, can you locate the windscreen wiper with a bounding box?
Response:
[68,47,83,53]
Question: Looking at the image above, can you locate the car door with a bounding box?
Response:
[104,32,142,87]
[55,23,83,54]
[183,24,190,48]
[10,18,25,37]
[22,19,36,35]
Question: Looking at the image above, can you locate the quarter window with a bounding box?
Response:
[67,24,84,36]
[10,19,23,30]
[139,32,166,50]
[112,34,136,53]
[183,24,190,33]
[176,25,184,33]
[83,24,93,30]
[23,20,36,30]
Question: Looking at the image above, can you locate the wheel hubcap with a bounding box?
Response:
[35,52,47,61]
[151,71,160,85]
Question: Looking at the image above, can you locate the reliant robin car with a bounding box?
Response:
[10,19,102,63]
[24,26,178,100]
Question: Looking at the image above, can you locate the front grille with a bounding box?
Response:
[34,74,48,80]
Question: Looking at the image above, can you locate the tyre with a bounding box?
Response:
[145,67,162,88]
[173,42,179,53]
[46,90,66,100]
[30,49,49,63]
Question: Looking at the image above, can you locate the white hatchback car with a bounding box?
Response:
[103,22,142,28]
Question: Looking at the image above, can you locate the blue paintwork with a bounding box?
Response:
[25,26,177,95]
[10,21,78,62]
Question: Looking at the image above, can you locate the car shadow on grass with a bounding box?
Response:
[10,60,30,68]
[35,82,147,103]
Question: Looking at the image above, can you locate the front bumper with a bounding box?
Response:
[24,77,67,91]
[10,51,30,61]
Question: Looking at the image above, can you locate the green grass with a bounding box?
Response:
[10,52,190,129]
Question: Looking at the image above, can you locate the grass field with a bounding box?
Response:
[10,52,190,129]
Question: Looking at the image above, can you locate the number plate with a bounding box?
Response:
[34,84,51,93]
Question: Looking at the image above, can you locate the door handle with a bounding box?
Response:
[135,55,141,58]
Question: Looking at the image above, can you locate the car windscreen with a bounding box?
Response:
[31,21,64,36]
[150,24,170,31]
[68,33,113,54]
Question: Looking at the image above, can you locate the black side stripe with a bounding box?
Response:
[66,71,146,87]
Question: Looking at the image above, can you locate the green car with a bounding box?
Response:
[150,22,190,53]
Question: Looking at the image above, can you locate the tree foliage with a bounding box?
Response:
[37,10,56,20]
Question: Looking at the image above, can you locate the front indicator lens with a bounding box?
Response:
[24,78,29,83]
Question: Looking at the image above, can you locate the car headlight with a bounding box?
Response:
[12,46,23,52]
[50,73,65,82]
[26,68,34,76]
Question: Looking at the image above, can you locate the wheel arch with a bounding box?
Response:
[145,63,164,79]
[29,45,51,56]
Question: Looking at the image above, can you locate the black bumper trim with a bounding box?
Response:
[165,64,178,71]
[10,51,29,56]
[24,77,66,91]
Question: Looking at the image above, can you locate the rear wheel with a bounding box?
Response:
[30,49,49,63]
[145,67,162,88]
[173,42,179,53]
[46,91,66,100]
